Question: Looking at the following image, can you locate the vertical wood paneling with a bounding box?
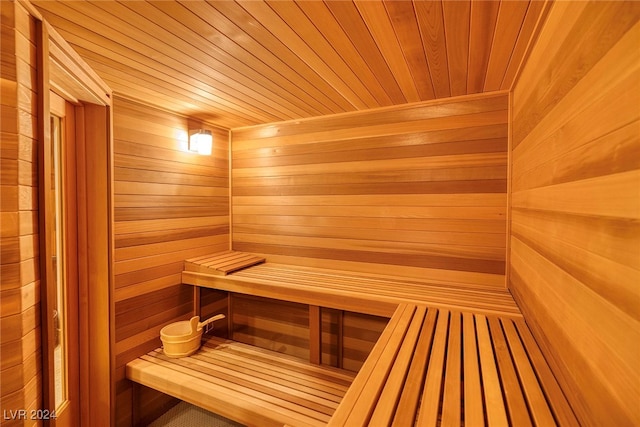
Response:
[355,1,421,103]
[0,1,42,419]
[467,1,500,94]
[510,2,640,425]
[232,92,509,288]
[414,0,449,99]
[442,0,470,96]
[112,97,230,425]
[324,0,405,105]
[484,1,530,92]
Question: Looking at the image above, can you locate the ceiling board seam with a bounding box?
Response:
[45,1,292,123]
[410,0,437,101]
[324,0,403,106]
[442,0,452,97]
[485,0,504,93]
[203,0,346,116]
[262,0,355,114]
[350,0,407,105]
[499,1,532,90]
[158,0,321,119]
[237,0,369,112]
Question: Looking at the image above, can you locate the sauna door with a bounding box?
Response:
[42,91,80,426]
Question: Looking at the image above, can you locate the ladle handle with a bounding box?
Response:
[198,313,226,331]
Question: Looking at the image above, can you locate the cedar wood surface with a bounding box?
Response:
[31,1,546,129]
[231,92,509,288]
[2,1,638,426]
[509,2,640,426]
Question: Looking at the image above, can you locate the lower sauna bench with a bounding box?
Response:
[127,303,580,427]
[126,337,355,427]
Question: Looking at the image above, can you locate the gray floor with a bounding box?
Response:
[149,402,245,427]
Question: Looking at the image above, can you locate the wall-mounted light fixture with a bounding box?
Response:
[188,129,213,155]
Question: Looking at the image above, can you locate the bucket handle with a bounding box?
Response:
[191,313,226,333]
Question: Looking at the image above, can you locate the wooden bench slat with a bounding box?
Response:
[392,308,438,426]
[185,250,234,264]
[368,305,428,426]
[144,351,338,418]
[489,317,533,427]
[128,357,322,427]
[233,265,521,316]
[196,346,350,399]
[463,312,485,427]
[515,319,580,426]
[127,338,355,427]
[342,305,419,426]
[185,250,265,275]
[202,340,356,390]
[327,304,413,426]
[249,267,517,305]
[237,271,519,312]
[141,352,334,423]
[441,311,463,427]
[416,309,450,426]
[183,253,523,318]
[203,254,264,272]
[181,351,343,412]
[203,337,355,389]
[201,252,252,267]
[502,319,557,427]
[476,314,510,427]
[185,269,398,316]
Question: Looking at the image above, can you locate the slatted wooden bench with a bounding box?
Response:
[329,303,579,427]
[127,302,579,427]
[126,336,355,427]
[182,252,522,319]
[127,252,579,426]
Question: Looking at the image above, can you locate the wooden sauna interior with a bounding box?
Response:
[1,0,638,426]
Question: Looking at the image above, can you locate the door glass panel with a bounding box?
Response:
[50,114,68,409]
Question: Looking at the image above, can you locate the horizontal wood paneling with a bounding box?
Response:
[32,1,546,129]
[230,294,385,373]
[112,97,230,426]
[510,2,640,426]
[0,1,42,419]
[231,295,310,361]
[232,92,509,287]
[340,312,387,372]
[199,288,229,339]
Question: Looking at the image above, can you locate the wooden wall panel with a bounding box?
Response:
[340,312,387,372]
[231,295,310,360]
[231,92,509,288]
[199,288,229,338]
[0,1,43,422]
[112,97,230,426]
[510,2,640,426]
[230,295,385,373]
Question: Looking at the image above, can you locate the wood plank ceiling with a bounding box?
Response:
[32,0,547,129]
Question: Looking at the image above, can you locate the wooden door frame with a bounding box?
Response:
[34,10,114,427]
[41,90,81,425]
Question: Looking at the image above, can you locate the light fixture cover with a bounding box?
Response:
[189,129,213,155]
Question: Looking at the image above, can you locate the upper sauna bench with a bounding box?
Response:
[181,251,522,319]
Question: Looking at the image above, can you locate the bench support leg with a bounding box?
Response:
[309,305,322,364]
